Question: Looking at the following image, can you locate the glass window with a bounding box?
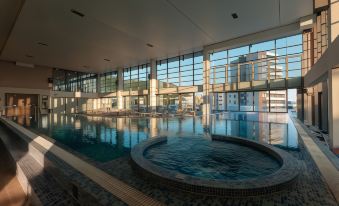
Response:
[168,94,179,114]
[180,54,193,66]
[52,69,97,93]
[287,35,302,46]
[250,40,275,53]
[208,34,302,85]
[130,96,139,111]
[100,71,117,93]
[210,50,227,67]
[229,46,249,57]
[240,92,253,111]
[168,57,179,68]
[130,67,138,91]
[157,95,168,112]
[157,51,203,88]
[270,90,287,112]
[227,92,238,111]
[123,68,130,91]
[194,52,203,86]
[254,91,269,112]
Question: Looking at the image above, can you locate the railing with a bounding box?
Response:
[209,54,303,88]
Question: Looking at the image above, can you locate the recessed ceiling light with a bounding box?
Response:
[25,54,34,58]
[37,42,48,46]
[104,58,110,62]
[146,43,154,48]
[231,13,238,19]
[71,9,85,17]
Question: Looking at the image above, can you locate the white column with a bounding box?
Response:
[330,0,339,42]
[328,68,339,153]
[149,59,157,112]
[202,50,211,116]
[328,0,339,153]
[149,117,158,137]
[117,68,124,110]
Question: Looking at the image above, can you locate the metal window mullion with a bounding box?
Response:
[179,56,181,87]
[193,52,195,86]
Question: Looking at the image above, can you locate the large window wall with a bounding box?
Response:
[123,64,150,91]
[52,34,301,115]
[99,71,118,93]
[53,69,97,93]
[156,93,195,114]
[157,51,203,89]
[212,90,287,113]
[209,34,303,85]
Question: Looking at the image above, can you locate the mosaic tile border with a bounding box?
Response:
[131,135,300,196]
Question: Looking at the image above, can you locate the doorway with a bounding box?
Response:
[5,93,39,117]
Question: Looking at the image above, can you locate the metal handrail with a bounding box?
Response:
[210,54,302,69]
[209,54,303,85]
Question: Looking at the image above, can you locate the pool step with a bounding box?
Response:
[0,124,77,206]
[0,117,165,206]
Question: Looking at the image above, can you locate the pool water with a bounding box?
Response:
[10,112,298,162]
[144,137,281,180]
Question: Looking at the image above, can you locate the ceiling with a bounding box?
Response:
[0,0,313,73]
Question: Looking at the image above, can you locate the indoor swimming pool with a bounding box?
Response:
[10,112,299,162]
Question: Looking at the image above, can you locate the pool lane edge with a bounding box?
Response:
[131,135,301,197]
[0,116,164,206]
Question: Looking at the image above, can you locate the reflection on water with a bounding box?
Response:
[11,112,298,162]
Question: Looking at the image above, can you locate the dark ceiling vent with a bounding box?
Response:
[25,54,34,58]
[146,43,154,48]
[37,42,48,46]
[231,13,238,19]
[104,58,110,62]
[71,9,85,17]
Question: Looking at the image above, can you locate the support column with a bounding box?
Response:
[328,0,339,153]
[149,117,158,138]
[297,88,304,121]
[117,68,124,110]
[149,59,157,112]
[202,50,211,116]
[328,68,339,153]
[330,0,339,43]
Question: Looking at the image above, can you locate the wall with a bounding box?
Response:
[0,60,52,111]
[301,9,329,131]
[0,60,52,89]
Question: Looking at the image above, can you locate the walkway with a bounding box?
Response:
[0,138,28,206]
[293,118,339,203]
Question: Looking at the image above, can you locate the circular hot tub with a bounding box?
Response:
[131,135,300,196]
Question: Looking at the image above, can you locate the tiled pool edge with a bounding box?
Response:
[131,135,300,196]
[292,118,339,203]
[0,117,164,206]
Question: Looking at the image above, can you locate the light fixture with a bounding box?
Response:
[146,43,154,48]
[25,54,34,58]
[231,13,238,19]
[71,9,85,17]
[38,42,48,46]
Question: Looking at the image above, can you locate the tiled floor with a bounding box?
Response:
[0,139,28,206]
[293,119,339,203]
[97,138,338,205]
[1,116,338,206]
